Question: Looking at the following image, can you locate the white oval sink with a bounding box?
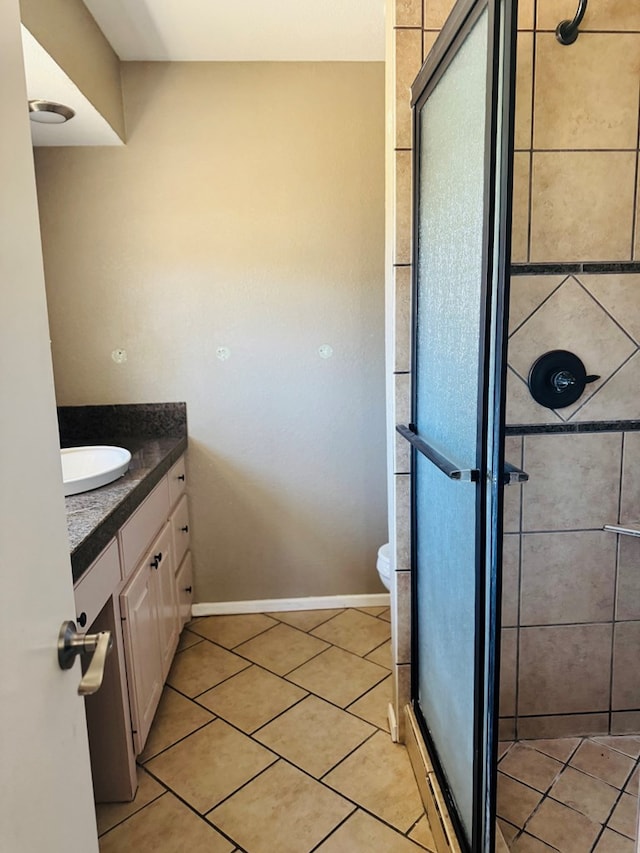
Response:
[61,446,132,497]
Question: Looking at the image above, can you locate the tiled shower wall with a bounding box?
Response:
[504,272,640,737]
[512,2,640,264]
[389,1,640,740]
[502,426,640,739]
[502,0,640,739]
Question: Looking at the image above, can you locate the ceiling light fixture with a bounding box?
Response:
[28,99,75,124]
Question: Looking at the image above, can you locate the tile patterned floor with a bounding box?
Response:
[497,737,640,852]
[96,607,437,853]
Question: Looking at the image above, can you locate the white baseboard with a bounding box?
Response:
[191,592,390,617]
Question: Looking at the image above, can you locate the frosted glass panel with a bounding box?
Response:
[415,10,488,461]
[414,9,489,842]
[415,454,476,834]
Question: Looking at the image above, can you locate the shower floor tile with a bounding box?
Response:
[498,737,640,852]
[96,607,434,853]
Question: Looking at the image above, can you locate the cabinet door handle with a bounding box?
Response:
[177,474,185,481]
[180,525,189,533]
[150,552,162,570]
[184,586,192,594]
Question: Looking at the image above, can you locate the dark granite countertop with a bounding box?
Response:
[59,404,188,583]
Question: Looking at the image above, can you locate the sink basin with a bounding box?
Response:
[61,446,132,497]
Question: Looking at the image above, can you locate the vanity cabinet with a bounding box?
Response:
[73,452,193,802]
[119,460,189,755]
[120,522,177,754]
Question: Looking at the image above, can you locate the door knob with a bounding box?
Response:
[57,620,113,696]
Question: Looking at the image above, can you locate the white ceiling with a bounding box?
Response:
[82,0,385,61]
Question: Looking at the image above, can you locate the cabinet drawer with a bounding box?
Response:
[74,539,120,633]
[119,477,170,580]
[176,552,193,629]
[170,494,190,570]
[168,455,187,508]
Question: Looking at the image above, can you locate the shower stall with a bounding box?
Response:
[389,0,640,849]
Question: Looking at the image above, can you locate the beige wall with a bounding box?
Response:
[35,61,387,603]
[20,0,125,140]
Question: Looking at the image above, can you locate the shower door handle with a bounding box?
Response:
[503,462,529,485]
[396,424,479,482]
[397,425,528,485]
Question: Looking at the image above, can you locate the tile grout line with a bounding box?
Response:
[103,611,429,850]
[96,788,169,839]
[498,735,640,847]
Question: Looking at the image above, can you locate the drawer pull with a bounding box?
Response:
[180,525,189,533]
[177,474,185,482]
[184,586,192,594]
[77,611,88,628]
[150,552,163,570]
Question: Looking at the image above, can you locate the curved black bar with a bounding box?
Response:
[396,424,480,482]
[556,0,588,45]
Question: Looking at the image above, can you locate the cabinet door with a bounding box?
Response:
[154,522,179,681]
[176,552,193,629]
[170,493,190,570]
[168,455,187,508]
[120,559,163,755]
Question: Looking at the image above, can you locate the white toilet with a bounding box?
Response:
[376,542,391,591]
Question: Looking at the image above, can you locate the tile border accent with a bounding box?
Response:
[506,421,640,435]
[192,593,390,617]
[512,262,640,276]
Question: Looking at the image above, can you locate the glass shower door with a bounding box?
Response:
[397,1,517,849]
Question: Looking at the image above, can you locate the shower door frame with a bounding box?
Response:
[406,0,517,849]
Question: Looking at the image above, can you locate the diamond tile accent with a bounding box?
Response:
[582,274,640,345]
[509,276,636,420]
